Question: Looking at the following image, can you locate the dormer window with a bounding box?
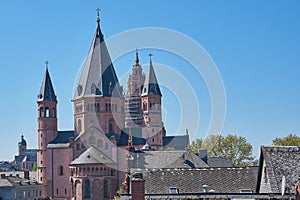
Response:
[169,187,179,194]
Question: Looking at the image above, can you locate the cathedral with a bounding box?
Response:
[36,14,189,200]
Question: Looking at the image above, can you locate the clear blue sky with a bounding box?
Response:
[0,1,299,161]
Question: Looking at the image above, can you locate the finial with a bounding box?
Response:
[96,8,101,23]
[149,53,153,63]
[135,49,139,65]
[45,60,49,70]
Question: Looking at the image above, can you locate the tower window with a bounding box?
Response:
[45,108,50,117]
[59,166,64,176]
[39,107,43,117]
[104,180,109,198]
[84,180,91,199]
[143,102,147,111]
[109,119,114,133]
[77,119,82,133]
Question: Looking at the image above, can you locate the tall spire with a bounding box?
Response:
[141,54,162,96]
[38,62,57,102]
[135,49,139,65]
[73,12,123,100]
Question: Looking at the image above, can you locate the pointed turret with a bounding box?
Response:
[38,65,57,102]
[141,54,162,97]
[73,15,123,100]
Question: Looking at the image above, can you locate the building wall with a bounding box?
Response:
[47,147,73,199]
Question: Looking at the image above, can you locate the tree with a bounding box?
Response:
[32,162,37,171]
[272,134,300,146]
[187,138,203,153]
[188,134,256,167]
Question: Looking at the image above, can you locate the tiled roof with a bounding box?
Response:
[73,20,123,99]
[163,135,189,150]
[142,167,258,194]
[141,59,162,96]
[70,146,115,165]
[207,157,232,167]
[257,146,300,193]
[131,150,209,169]
[37,67,57,102]
[48,130,75,148]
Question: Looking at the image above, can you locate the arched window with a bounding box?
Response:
[39,107,43,118]
[45,107,50,118]
[84,180,91,199]
[77,119,82,133]
[143,102,147,111]
[108,119,114,133]
[103,180,108,198]
[52,108,56,117]
[59,166,63,176]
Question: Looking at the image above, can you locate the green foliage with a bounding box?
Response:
[32,162,37,171]
[0,168,4,172]
[188,134,256,167]
[272,134,300,146]
[187,139,203,153]
[165,146,176,151]
[113,187,125,200]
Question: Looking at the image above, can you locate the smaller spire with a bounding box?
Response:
[38,62,57,102]
[135,49,139,65]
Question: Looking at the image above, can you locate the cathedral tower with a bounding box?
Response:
[18,135,27,156]
[37,64,58,194]
[72,14,124,136]
[125,50,145,128]
[141,55,165,149]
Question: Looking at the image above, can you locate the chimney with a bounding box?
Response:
[131,172,145,200]
[198,150,208,164]
[24,171,30,180]
[1,174,6,179]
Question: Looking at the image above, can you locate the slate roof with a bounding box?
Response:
[141,59,162,96]
[70,146,115,165]
[37,67,57,102]
[118,129,146,146]
[47,130,75,148]
[163,135,189,150]
[0,179,13,187]
[257,146,300,193]
[142,167,258,194]
[73,20,123,100]
[207,157,232,167]
[130,150,209,169]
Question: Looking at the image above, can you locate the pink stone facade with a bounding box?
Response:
[37,17,165,200]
